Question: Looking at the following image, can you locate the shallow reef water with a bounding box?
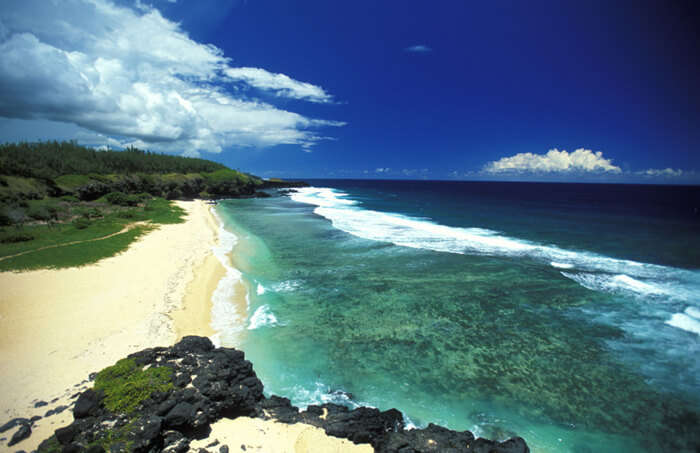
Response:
[215,181,700,453]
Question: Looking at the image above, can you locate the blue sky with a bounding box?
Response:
[0,0,698,183]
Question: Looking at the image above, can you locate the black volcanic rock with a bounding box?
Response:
[8,422,31,446]
[131,415,163,450]
[472,437,530,453]
[55,424,79,445]
[73,389,103,419]
[172,335,214,355]
[164,402,195,428]
[31,336,529,453]
[0,418,29,434]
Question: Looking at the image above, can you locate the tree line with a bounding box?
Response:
[0,141,228,179]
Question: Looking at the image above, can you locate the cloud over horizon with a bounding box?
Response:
[405,45,432,53]
[483,148,622,174]
[0,0,343,155]
[637,168,684,177]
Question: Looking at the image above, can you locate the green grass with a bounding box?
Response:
[0,197,186,271]
[0,220,126,257]
[0,226,152,272]
[0,176,48,202]
[143,197,186,224]
[94,358,174,414]
[38,358,175,452]
[54,174,92,191]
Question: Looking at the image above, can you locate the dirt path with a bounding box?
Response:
[0,222,150,263]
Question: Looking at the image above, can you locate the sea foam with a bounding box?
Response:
[248,304,279,330]
[291,186,700,344]
[290,187,697,294]
[209,208,246,347]
[666,312,700,336]
[288,381,365,410]
[666,307,700,335]
[560,272,671,298]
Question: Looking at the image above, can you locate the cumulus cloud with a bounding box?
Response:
[483,148,621,174]
[375,167,391,173]
[405,45,432,53]
[0,0,343,154]
[224,67,333,103]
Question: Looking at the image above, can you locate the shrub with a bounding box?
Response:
[5,208,26,226]
[0,232,34,243]
[125,194,142,206]
[60,195,80,203]
[105,191,142,206]
[82,207,102,219]
[27,206,52,221]
[166,188,182,200]
[73,217,91,229]
[118,209,137,219]
[105,191,128,206]
[77,182,111,201]
[0,210,12,226]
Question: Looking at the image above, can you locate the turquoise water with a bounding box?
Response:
[214,181,700,453]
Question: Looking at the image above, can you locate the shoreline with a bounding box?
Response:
[0,198,373,453]
[171,203,222,341]
[0,200,218,451]
[172,203,250,346]
[207,208,250,348]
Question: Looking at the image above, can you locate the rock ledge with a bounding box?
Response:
[30,336,529,453]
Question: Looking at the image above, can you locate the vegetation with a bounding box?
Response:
[0,141,266,207]
[0,140,296,271]
[35,359,175,452]
[0,141,227,177]
[0,196,185,271]
[94,358,174,414]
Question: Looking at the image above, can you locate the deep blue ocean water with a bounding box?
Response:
[214,180,700,453]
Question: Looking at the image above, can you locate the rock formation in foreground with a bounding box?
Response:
[32,336,529,453]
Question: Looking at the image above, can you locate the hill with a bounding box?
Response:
[0,141,303,271]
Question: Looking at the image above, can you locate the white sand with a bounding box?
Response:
[0,200,218,451]
[189,417,374,453]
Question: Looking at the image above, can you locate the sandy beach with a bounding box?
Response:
[0,200,220,450]
[189,417,373,453]
[0,199,371,453]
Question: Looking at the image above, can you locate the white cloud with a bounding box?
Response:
[405,45,432,53]
[224,67,333,103]
[375,167,391,173]
[483,148,621,174]
[401,168,429,177]
[637,168,684,177]
[0,0,343,154]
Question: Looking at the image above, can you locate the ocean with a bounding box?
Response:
[212,180,700,453]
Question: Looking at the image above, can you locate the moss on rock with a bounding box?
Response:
[94,358,173,414]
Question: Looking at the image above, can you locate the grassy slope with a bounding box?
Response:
[0,197,185,272]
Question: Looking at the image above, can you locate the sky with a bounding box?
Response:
[0,0,698,183]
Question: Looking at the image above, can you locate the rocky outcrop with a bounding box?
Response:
[29,336,528,453]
